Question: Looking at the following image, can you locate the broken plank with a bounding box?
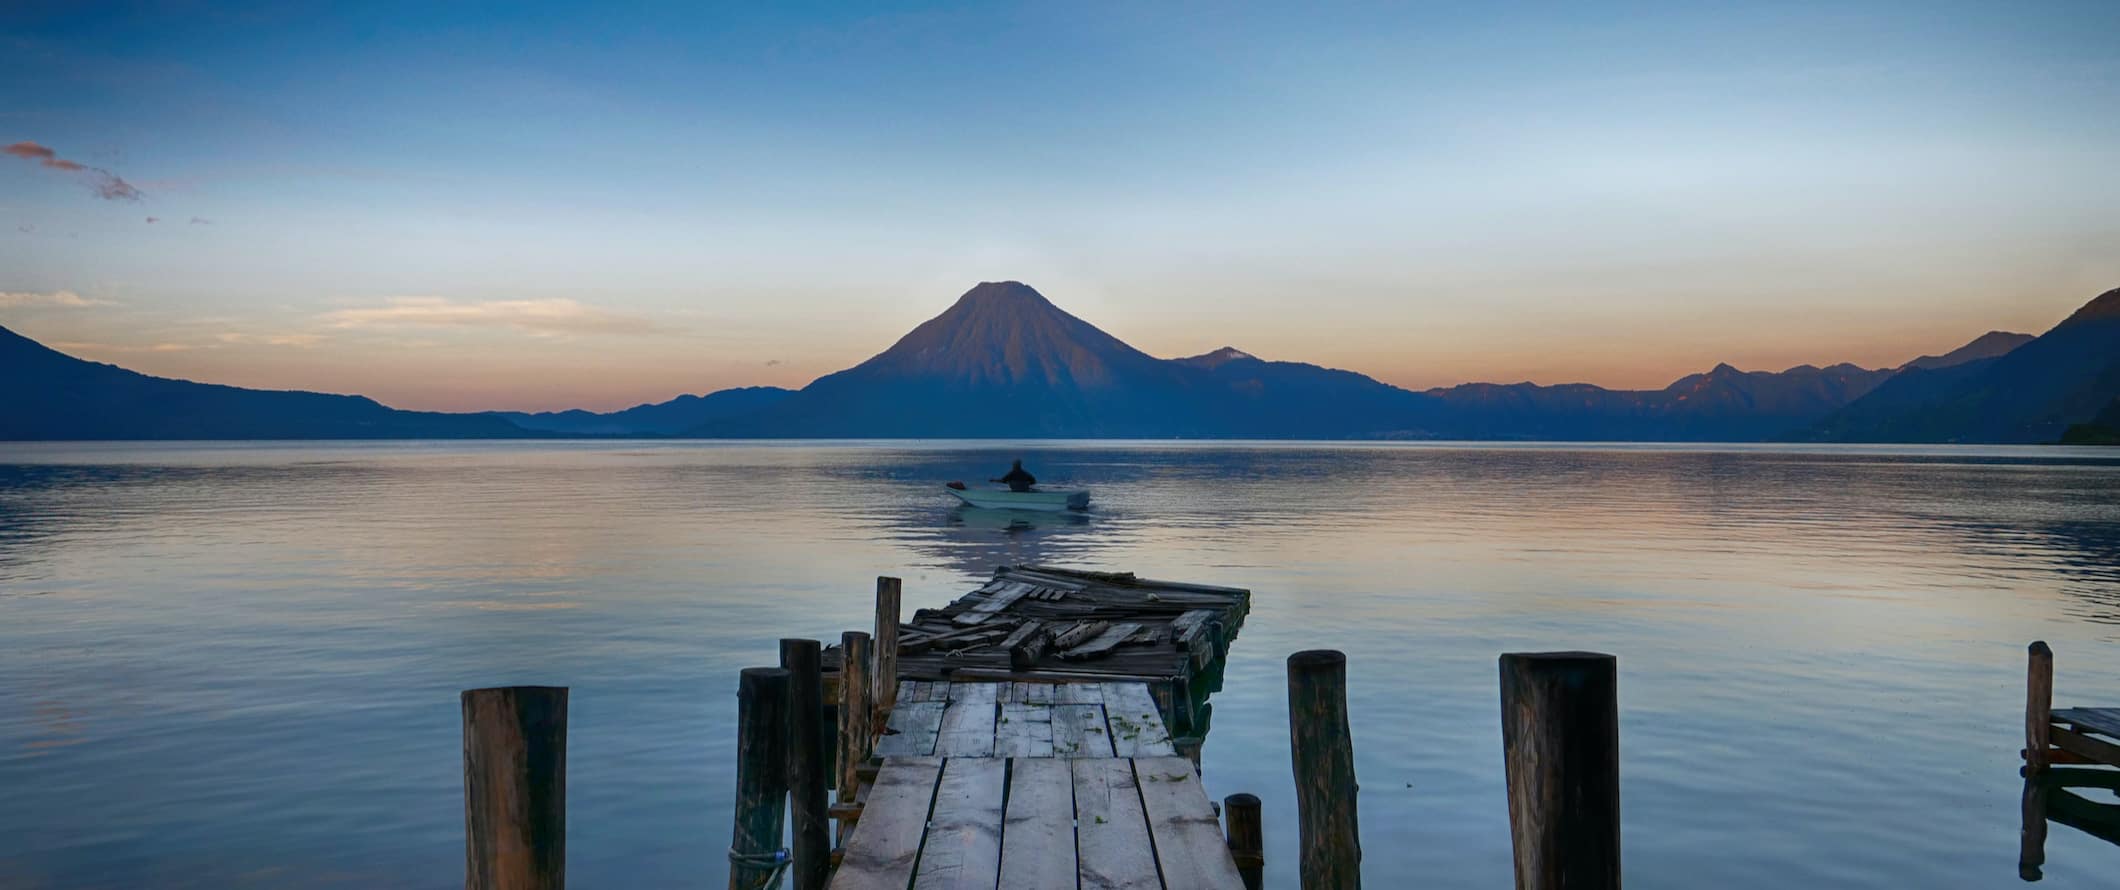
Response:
[1009,624,1053,672]
[999,757,1076,890]
[1059,622,1143,662]
[874,701,946,757]
[1170,610,1215,647]
[1052,703,1114,758]
[831,756,942,890]
[995,702,1055,758]
[1050,620,1110,651]
[1102,683,1175,757]
[1133,756,1247,889]
[952,581,1037,626]
[1072,758,1160,890]
[912,757,1005,890]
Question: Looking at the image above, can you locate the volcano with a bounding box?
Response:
[695,281,1447,438]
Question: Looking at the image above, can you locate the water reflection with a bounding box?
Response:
[4,441,2120,888]
[2021,770,2120,881]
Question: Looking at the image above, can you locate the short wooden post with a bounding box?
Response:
[781,640,829,890]
[1287,649,1361,889]
[874,577,902,721]
[839,631,874,798]
[729,667,791,890]
[1224,792,1265,890]
[1499,652,1620,890]
[462,686,568,890]
[2026,641,2053,774]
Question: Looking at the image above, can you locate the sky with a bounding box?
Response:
[3,0,2117,412]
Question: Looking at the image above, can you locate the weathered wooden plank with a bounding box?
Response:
[953,581,1037,625]
[1170,610,1215,646]
[1060,623,1142,662]
[1008,620,1053,671]
[996,703,1056,758]
[897,680,928,704]
[2056,707,2120,740]
[1051,621,1111,652]
[831,756,943,890]
[1101,682,1175,757]
[1135,757,1247,889]
[1056,683,1105,705]
[1072,758,1161,890]
[933,683,1000,757]
[1014,682,1056,705]
[913,757,1006,890]
[874,701,946,757]
[999,757,1077,890]
[2052,725,2120,767]
[1053,703,1114,758]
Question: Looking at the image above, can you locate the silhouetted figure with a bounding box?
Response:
[992,459,1037,492]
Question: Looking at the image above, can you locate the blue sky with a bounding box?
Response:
[3,0,2117,411]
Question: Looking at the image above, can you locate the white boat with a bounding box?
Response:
[945,486,1090,512]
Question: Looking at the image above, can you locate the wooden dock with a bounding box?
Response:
[825,565,1251,744]
[832,680,1243,889]
[2018,642,2120,881]
[449,567,1633,890]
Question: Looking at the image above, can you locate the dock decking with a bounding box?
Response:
[833,681,1244,890]
[835,565,1250,689]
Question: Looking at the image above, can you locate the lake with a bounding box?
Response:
[3,441,2119,888]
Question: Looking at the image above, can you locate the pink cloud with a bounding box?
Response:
[5,140,143,202]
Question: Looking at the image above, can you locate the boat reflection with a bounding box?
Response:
[2020,769,2120,881]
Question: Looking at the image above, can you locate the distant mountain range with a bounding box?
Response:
[490,387,792,435]
[1811,288,2120,443]
[3,281,2113,442]
[0,324,526,440]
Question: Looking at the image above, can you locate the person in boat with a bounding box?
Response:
[992,459,1037,492]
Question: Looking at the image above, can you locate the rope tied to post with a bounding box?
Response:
[728,847,792,886]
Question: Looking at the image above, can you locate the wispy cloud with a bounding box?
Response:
[51,340,201,353]
[216,331,323,347]
[0,290,113,308]
[189,216,211,225]
[321,297,660,336]
[4,141,143,202]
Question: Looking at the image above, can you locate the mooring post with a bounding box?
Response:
[780,640,830,890]
[729,667,791,890]
[874,576,902,721]
[838,631,874,797]
[462,686,568,890]
[1224,792,1265,890]
[1287,649,1361,889]
[1499,651,1621,890]
[2026,641,2053,774]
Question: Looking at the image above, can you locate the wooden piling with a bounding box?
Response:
[838,631,874,802]
[780,640,830,890]
[729,667,791,890]
[1499,651,1620,890]
[2026,641,2053,774]
[874,577,902,720]
[1287,649,1361,889]
[462,686,568,890]
[1224,792,1265,890]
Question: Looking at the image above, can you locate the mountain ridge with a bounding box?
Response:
[4,281,2109,442]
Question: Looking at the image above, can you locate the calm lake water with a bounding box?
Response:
[4,441,2120,888]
